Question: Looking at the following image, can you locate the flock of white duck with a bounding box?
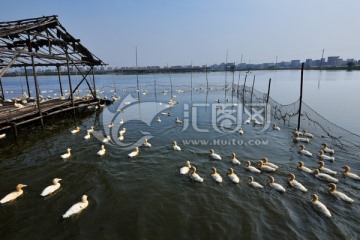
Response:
[1,103,359,220]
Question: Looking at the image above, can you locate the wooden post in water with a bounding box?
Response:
[66,60,74,110]
[92,66,97,100]
[56,66,63,96]
[297,63,305,130]
[31,55,44,127]
[0,77,5,100]
[24,67,31,98]
[265,78,272,122]
[242,74,248,112]
[250,75,256,118]
[206,65,209,90]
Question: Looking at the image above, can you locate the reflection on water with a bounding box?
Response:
[0,71,360,239]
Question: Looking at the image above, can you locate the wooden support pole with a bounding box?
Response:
[31,55,44,127]
[57,66,63,96]
[66,60,74,108]
[92,67,97,100]
[0,77,5,100]
[265,78,272,122]
[297,63,305,130]
[242,74,248,112]
[24,67,31,98]
[250,75,256,118]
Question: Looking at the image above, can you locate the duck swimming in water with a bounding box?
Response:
[84,130,91,140]
[175,118,182,124]
[62,195,89,218]
[227,168,240,184]
[268,175,286,193]
[180,161,191,175]
[342,166,360,181]
[119,127,126,136]
[313,169,338,183]
[294,133,310,143]
[298,144,312,157]
[238,128,244,135]
[172,141,181,151]
[317,161,337,175]
[310,194,331,218]
[272,124,280,131]
[287,173,307,192]
[245,117,251,124]
[143,138,152,148]
[327,183,354,203]
[211,167,223,183]
[71,127,80,134]
[321,143,334,154]
[0,184,27,204]
[87,126,94,133]
[209,149,222,160]
[61,148,71,159]
[189,167,203,183]
[230,153,241,165]
[41,178,62,197]
[248,176,263,189]
[257,161,276,172]
[318,150,335,162]
[302,129,314,138]
[128,147,139,158]
[261,157,278,169]
[245,161,261,173]
[103,135,111,143]
[294,128,303,136]
[297,161,313,174]
[97,145,106,156]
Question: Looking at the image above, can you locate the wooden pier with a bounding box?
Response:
[0,15,108,136]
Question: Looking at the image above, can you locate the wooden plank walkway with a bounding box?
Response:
[0,98,107,132]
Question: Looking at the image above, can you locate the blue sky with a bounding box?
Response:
[2,0,359,67]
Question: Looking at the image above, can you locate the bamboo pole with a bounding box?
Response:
[24,67,31,98]
[297,63,304,130]
[56,66,63,96]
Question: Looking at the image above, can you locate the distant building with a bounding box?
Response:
[305,59,313,67]
[327,56,340,67]
[290,60,301,67]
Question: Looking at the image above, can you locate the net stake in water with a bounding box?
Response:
[297,63,305,130]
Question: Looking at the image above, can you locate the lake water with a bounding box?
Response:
[0,70,359,239]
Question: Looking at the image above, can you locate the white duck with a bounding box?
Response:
[157,117,161,123]
[245,116,251,124]
[294,133,310,143]
[227,168,240,184]
[40,178,62,197]
[244,161,261,173]
[230,153,241,165]
[318,150,335,162]
[288,173,307,192]
[299,144,312,157]
[321,143,334,154]
[61,148,71,159]
[101,135,110,143]
[128,147,139,158]
[272,124,280,131]
[328,183,354,203]
[268,175,286,193]
[0,184,27,204]
[209,149,222,160]
[248,176,263,189]
[84,130,91,140]
[313,169,338,183]
[294,128,303,136]
[257,161,276,172]
[261,157,278,169]
[119,119,124,125]
[172,141,181,151]
[143,138,152,148]
[297,162,313,174]
[62,195,89,218]
[238,128,244,135]
[0,133,6,139]
[189,167,203,183]
[87,126,94,133]
[97,145,106,156]
[180,161,191,175]
[71,127,80,134]
[342,166,360,181]
[311,194,331,218]
[302,129,314,138]
[118,134,124,141]
[119,128,126,136]
[317,161,337,175]
[108,122,114,128]
[175,118,182,124]
[211,167,223,183]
